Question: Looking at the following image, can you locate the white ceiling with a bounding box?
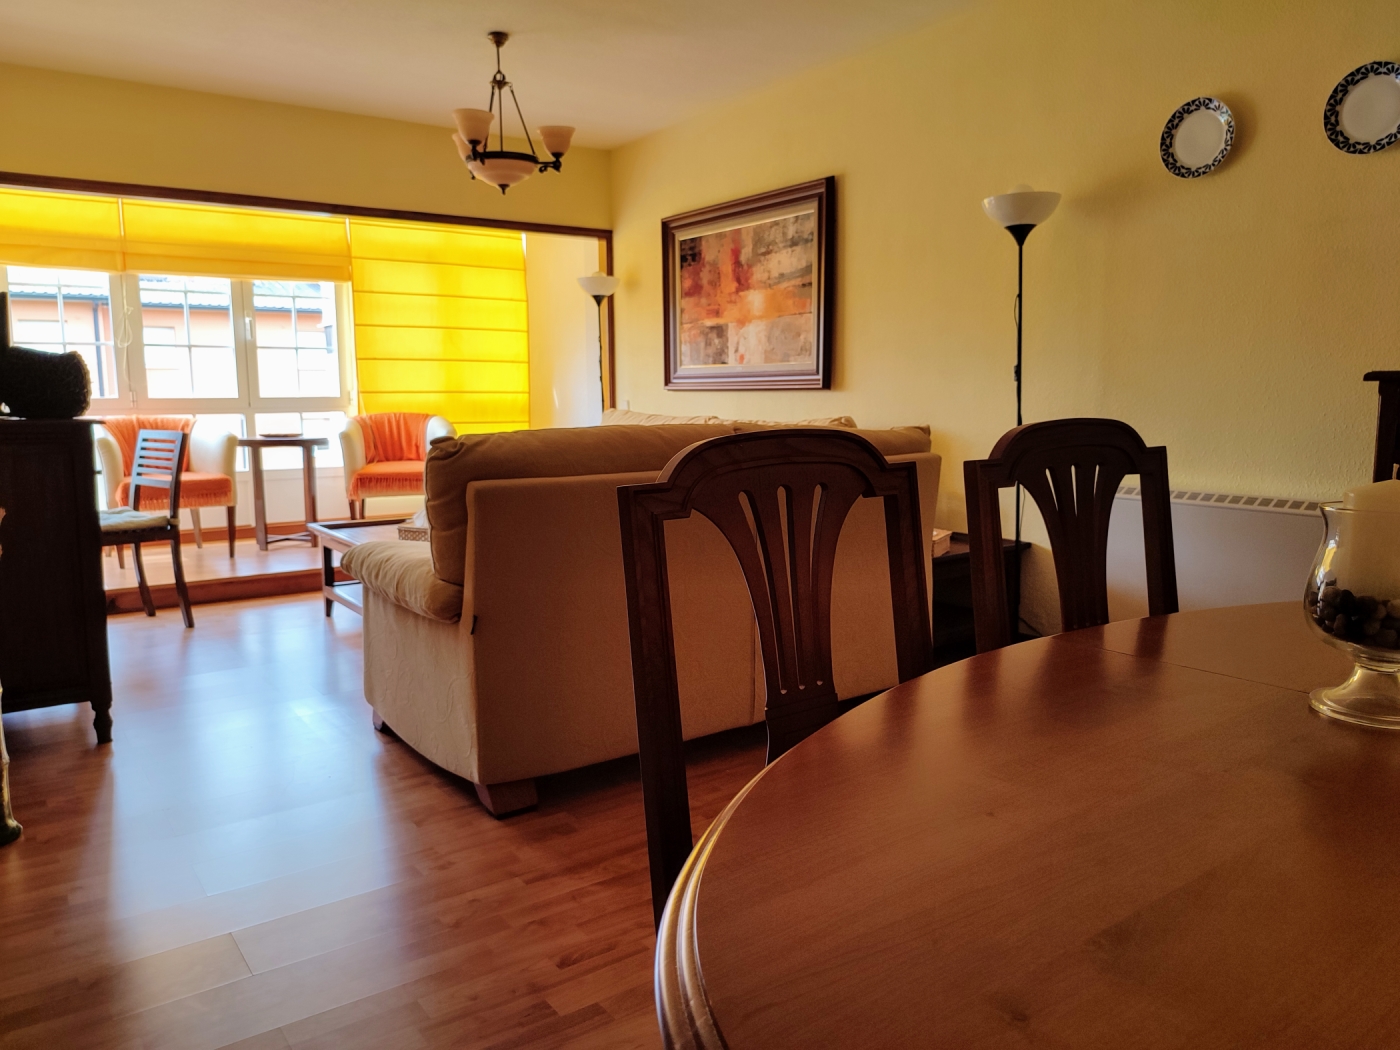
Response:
[0,0,964,149]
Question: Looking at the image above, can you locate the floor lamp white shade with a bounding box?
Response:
[577,272,620,300]
[982,185,1061,229]
[578,272,619,412]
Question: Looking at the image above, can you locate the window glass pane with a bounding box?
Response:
[302,411,347,468]
[252,412,305,469]
[5,266,119,398]
[253,280,339,399]
[139,275,237,399]
[250,411,346,470]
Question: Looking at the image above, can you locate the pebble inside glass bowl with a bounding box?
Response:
[1305,492,1400,728]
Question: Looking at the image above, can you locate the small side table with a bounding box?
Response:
[237,436,330,551]
[308,519,408,615]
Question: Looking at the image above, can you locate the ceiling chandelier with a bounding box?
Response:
[451,31,574,194]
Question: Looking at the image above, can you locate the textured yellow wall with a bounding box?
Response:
[610,0,1400,528]
[0,63,611,231]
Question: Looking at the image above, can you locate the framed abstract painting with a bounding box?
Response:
[662,177,835,390]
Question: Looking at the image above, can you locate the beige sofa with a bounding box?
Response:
[342,423,941,815]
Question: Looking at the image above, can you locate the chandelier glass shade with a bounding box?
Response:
[451,32,574,194]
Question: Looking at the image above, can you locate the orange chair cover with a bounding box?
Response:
[98,415,194,473]
[348,461,426,499]
[116,472,235,511]
[355,413,430,465]
[347,413,432,500]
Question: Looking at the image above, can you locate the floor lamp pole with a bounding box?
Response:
[983,186,1059,646]
[591,296,606,412]
[1008,224,1032,642]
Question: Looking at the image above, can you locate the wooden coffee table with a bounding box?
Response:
[307,519,408,616]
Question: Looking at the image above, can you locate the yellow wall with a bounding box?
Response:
[610,0,1400,531]
[525,233,609,429]
[0,62,611,231]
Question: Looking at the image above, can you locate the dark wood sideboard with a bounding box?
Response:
[0,419,112,742]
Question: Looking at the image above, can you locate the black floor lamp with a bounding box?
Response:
[981,184,1060,637]
[577,270,620,413]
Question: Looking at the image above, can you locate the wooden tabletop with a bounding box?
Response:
[658,602,1398,1050]
[237,436,330,448]
[307,519,407,553]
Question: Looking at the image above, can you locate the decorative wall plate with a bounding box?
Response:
[1160,97,1234,178]
[1324,61,1400,154]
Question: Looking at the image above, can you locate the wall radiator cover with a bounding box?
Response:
[1116,485,1322,517]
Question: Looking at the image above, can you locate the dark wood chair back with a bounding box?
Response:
[964,418,1177,652]
[1365,371,1400,482]
[618,429,934,924]
[128,430,186,518]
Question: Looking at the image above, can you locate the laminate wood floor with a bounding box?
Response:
[0,595,766,1049]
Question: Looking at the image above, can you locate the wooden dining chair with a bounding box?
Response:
[98,429,194,628]
[1365,371,1400,482]
[964,418,1177,653]
[618,429,935,925]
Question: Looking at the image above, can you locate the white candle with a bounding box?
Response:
[1336,480,1400,599]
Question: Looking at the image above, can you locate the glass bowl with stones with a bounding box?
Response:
[1305,503,1400,728]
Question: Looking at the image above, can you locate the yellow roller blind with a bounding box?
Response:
[349,218,528,434]
[0,187,351,280]
[0,187,124,271]
[121,199,350,281]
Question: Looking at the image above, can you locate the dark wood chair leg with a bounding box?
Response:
[191,510,203,548]
[226,506,236,557]
[131,543,156,617]
[473,778,538,817]
[115,544,125,569]
[170,535,194,628]
[92,701,112,745]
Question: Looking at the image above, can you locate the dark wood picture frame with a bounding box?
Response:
[662,176,835,390]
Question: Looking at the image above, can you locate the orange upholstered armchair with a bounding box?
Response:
[95,415,239,556]
[340,413,456,519]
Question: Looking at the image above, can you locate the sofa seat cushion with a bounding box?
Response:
[426,423,740,586]
[349,461,426,499]
[116,471,234,510]
[341,540,464,623]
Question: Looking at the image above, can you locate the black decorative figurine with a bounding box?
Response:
[0,292,92,419]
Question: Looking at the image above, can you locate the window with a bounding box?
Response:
[4,266,119,398]
[252,281,339,399]
[139,275,238,399]
[2,265,351,472]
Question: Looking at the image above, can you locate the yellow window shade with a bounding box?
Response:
[120,199,350,281]
[349,218,528,432]
[0,187,124,271]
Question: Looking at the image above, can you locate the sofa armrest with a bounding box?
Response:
[341,540,463,623]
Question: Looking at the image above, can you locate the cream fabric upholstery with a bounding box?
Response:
[355,424,941,790]
[342,541,463,623]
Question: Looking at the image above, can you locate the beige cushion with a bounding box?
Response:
[600,408,725,425]
[425,423,739,586]
[99,508,173,532]
[723,415,858,428]
[341,541,464,623]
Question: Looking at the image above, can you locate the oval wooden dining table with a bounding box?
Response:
[655,602,1400,1050]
